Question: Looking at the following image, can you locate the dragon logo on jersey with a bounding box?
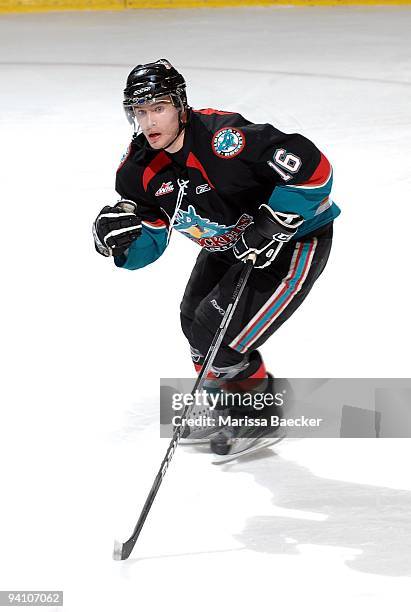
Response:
[212,128,245,159]
[174,204,252,251]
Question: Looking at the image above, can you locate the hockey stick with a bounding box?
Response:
[113,254,256,560]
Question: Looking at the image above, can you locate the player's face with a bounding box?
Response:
[133,99,181,150]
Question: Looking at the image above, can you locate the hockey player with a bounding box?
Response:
[93,59,340,457]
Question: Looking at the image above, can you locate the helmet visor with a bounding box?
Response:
[123,97,173,126]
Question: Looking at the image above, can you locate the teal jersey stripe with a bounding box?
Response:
[115,225,168,270]
[235,242,313,352]
[296,203,340,238]
[268,173,341,238]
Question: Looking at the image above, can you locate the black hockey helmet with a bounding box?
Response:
[123,59,187,125]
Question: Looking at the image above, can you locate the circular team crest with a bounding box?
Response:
[212,127,245,159]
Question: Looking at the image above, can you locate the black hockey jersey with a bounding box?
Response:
[115,108,340,270]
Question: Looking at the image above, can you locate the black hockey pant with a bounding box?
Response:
[180,222,333,372]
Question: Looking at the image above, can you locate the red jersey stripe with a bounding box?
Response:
[193,108,235,116]
[142,219,167,229]
[186,152,215,189]
[295,153,331,188]
[142,151,171,192]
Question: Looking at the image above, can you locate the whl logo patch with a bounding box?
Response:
[155,182,174,197]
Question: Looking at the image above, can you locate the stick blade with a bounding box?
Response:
[112,540,124,561]
[113,537,136,560]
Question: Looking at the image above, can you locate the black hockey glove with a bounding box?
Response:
[233,204,304,269]
[93,200,142,257]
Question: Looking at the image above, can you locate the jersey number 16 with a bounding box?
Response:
[268,148,302,182]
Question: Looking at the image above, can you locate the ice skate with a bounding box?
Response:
[210,373,286,462]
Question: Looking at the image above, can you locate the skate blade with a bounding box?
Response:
[212,435,286,465]
[180,438,210,446]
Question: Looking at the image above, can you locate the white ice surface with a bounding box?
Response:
[1,7,411,612]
